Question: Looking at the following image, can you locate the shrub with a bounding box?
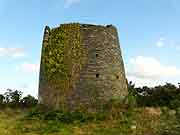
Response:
[20,95,38,107]
[3,89,22,106]
[0,94,5,104]
[125,92,137,108]
[128,81,180,108]
[25,108,95,124]
[10,90,22,105]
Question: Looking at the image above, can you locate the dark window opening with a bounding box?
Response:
[96,54,99,57]
[116,75,119,79]
[96,74,100,78]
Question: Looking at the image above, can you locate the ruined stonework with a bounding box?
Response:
[39,23,128,111]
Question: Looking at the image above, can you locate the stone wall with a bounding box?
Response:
[39,23,128,111]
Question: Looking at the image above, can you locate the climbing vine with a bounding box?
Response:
[40,23,83,108]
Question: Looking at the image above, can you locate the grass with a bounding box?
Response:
[0,106,180,135]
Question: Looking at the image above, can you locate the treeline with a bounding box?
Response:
[1,82,180,109]
[128,81,180,109]
[0,89,38,108]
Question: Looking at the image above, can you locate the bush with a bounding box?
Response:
[10,90,22,105]
[128,81,180,108]
[0,94,5,104]
[25,108,95,124]
[125,92,137,108]
[20,95,38,107]
[3,89,22,106]
[0,89,37,108]
[176,107,180,120]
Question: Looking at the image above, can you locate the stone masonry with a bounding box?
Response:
[39,23,128,111]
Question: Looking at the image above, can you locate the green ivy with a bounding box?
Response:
[41,23,82,96]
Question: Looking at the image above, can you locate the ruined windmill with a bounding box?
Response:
[39,23,128,111]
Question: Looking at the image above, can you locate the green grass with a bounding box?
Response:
[0,106,180,135]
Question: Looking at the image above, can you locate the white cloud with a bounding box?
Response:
[16,62,39,73]
[64,0,81,8]
[126,56,180,86]
[127,75,160,87]
[128,56,180,79]
[0,47,26,58]
[156,37,165,48]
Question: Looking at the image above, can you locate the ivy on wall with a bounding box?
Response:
[40,23,83,108]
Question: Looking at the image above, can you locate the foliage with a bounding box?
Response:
[125,81,138,108]
[0,106,179,135]
[42,23,82,82]
[40,23,88,109]
[25,108,96,124]
[0,94,4,104]
[0,89,37,108]
[3,89,22,106]
[10,90,22,105]
[128,81,180,108]
[155,108,180,135]
[21,95,38,107]
[0,82,179,134]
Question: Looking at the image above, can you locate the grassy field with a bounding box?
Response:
[0,106,180,135]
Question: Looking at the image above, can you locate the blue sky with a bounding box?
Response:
[0,0,180,97]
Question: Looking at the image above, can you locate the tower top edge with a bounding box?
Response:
[46,23,117,31]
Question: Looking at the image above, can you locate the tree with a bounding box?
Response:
[4,89,22,106]
[4,89,12,103]
[0,94,4,104]
[10,90,22,104]
[21,95,38,107]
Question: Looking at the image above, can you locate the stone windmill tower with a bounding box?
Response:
[39,23,128,111]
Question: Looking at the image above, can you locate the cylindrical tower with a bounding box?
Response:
[39,23,128,111]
